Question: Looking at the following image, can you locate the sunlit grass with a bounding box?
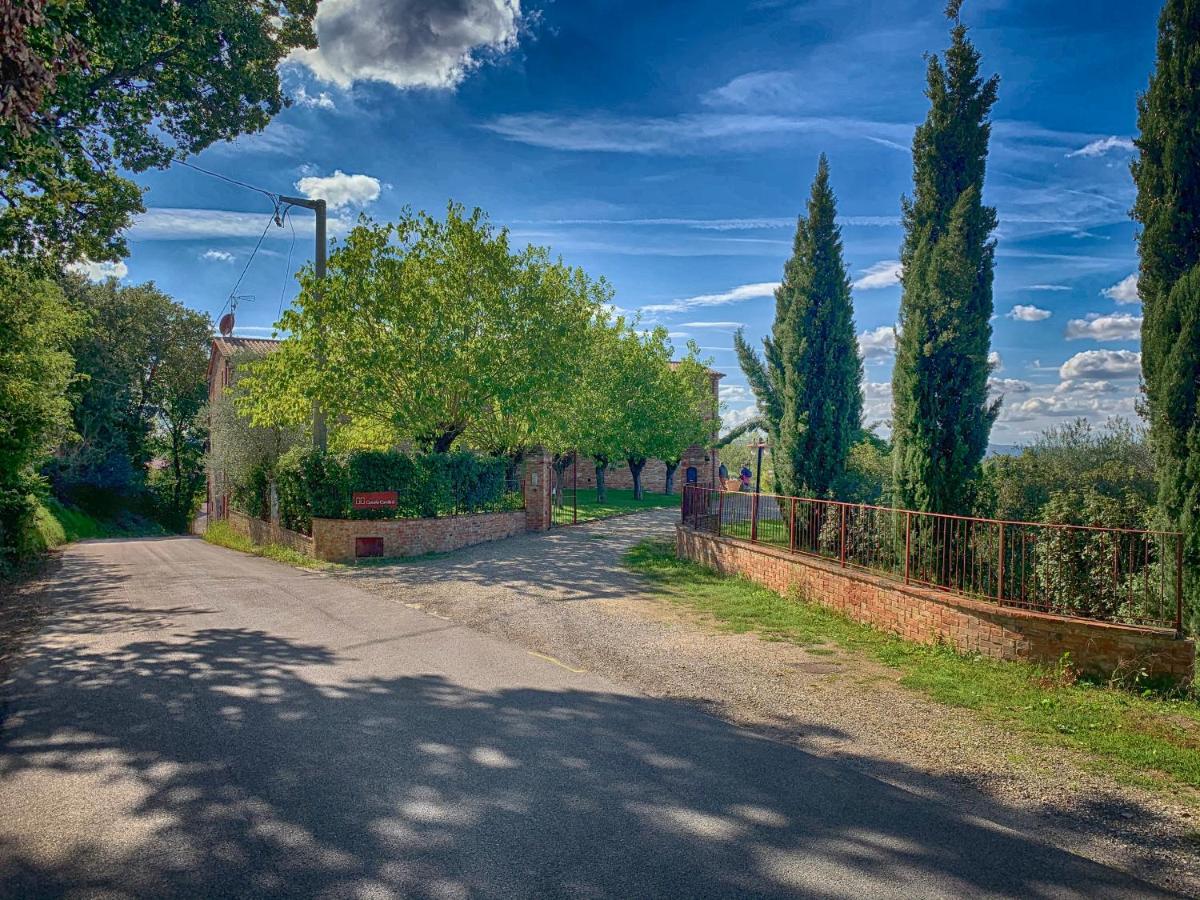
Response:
[204,520,334,570]
[555,487,678,524]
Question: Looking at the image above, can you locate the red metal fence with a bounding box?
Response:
[681,485,1184,633]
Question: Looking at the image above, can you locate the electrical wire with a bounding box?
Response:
[276,204,298,321]
[174,158,280,205]
[217,209,278,324]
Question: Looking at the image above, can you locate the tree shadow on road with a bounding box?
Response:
[0,621,1179,899]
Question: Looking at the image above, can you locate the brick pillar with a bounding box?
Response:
[524,447,553,531]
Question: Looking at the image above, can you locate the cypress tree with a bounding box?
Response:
[891,4,999,515]
[1131,0,1200,631]
[734,154,863,497]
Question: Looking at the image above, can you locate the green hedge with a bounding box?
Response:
[271,449,519,535]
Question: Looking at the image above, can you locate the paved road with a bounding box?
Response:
[0,535,1178,899]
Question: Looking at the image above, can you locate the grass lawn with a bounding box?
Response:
[626,537,1200,795]
[204,520,334,570]
[555,488,679,524]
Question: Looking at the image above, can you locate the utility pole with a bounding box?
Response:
[278,195,327,451]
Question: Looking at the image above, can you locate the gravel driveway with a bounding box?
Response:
[341,507,1200,895]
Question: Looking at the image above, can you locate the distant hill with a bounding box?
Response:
[986,444,1021,458]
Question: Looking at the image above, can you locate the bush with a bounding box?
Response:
[268,449,515,535]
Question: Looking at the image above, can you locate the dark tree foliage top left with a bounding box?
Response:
[0,0,318,263]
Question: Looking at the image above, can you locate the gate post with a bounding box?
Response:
[524,447,553,532]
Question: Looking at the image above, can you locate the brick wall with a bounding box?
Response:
[312,510,526,563]
[676,524,1195,685]
[569,446,719,494]
[227,510,315,556]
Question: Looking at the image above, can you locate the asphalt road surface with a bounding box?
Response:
[0,535,1179,899]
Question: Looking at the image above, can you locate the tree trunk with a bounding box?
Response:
[664,461,678,495]
[628,457,646,500]
[595,462,607,504]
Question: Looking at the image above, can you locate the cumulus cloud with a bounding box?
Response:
[858,325,896,360]
[721,403,763,434]
[852,260,902,291]
[66,259,128,281]
[1007,304,1051,322]
[720,384,753,404]
[1066,136,1136,158]
[294,85,336,110]
[201,250,234,262]
[1101,273,1139,304]
[1059,349,1141,380]
[642,282,777,314]
[988,377,1033,395]
[294,170,381,210]
[1054,379,1117,396]
[291,0,525,90]
[989,350,1003,371]
[1064,312,1142,341]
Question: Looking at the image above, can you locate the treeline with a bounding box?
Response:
[0,2,322,570]
[735,3,1200,628]
[220,205,715,518]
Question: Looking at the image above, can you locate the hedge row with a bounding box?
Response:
[270,449,520,535]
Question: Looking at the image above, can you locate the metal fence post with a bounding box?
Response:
[1176,534,1185,638]
[904,510,912,584]
[750,492,758,543]
[789,497,797,553]
[839,503,847,568]
[572,451,578,525]
[996,523,1005,603]
[717,489,724,537]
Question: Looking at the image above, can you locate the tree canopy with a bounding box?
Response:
[0,0,318,263]
[890,7,999,515]
[239,205,610,453]
[735,154,862,498]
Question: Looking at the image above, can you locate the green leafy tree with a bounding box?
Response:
[240,205,608,454]
[0,0,317,263]
[891,4,999,515]
[51,278,211,522]
[1131,0,1200,631]
[735,155,862,497]
[0,258,79,565]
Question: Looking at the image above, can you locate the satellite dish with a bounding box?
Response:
[218,312,235,337]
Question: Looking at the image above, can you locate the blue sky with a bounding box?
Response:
[90,0,1160,445]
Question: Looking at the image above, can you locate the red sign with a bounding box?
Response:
[352,491,398,510]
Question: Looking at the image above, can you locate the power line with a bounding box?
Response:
[276,205,298,321]
[173,158,280,204]
[218,210,278,323]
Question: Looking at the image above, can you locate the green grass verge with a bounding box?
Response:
[203,520,334,570]
[555,487,679,524]
[626,537,1200,794]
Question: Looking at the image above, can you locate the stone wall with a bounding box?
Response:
[568,446,718,494]
[676,524,1195,685]
[312,510,526,563]
[227,510,314,556]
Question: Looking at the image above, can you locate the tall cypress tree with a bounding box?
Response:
[891,4,999,515]
[735,154,863,498]
[1131,0,1200,631]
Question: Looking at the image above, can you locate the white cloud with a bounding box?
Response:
[642,282,777,314]
[201,250,234,262]
[1066,136,1136,158]
[852,260,902,291]
[1027,284,1071,291]
[291,0,525,90]
[294,85,336,110]
[1007,304,1051,322]
[1054,379,1117,396]
[1101,273,1139,304]
[677,321,744,330]
[1064,312,1142,341]
[721,403,762,435]
[858,325,896,360]
[989,350,1003,371]
[1059,349,1141,380]
[720,384,753,404]
[483,112,914,155]
[66,259,128,282]
[294,170,381,210]
[988,377,1033,395]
